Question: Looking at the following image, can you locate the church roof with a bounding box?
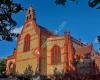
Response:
[38,25,51,32]
[75,44,92,55]
[71,36,86,46]
[7,55,15,60]
[38,25,54,35]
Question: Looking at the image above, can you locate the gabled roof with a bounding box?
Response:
[7,55,15,60]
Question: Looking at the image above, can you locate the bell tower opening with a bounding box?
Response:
[25,5,36,22]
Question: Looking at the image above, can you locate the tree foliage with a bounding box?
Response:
[23,65,34,79]
[88,0,100,9]
[55,0,100,9]
[97,36,100,43]
[0,59,6,75]
[0,0,23,41]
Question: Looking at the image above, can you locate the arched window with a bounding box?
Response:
[24,34,30,52]
[51,45,61,65]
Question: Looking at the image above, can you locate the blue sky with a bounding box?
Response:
[0,0,100,58]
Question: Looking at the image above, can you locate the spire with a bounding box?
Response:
[25,5,36,22]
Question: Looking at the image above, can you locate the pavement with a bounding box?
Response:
[0,78,19,80]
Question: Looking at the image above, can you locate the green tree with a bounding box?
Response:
[23,65,34,79]
[0,0,23,41]
[55,0,100,9]
[97,36,100,43]
[0,59,6,75]
[97,36,100,50]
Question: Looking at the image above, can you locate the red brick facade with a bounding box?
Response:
[6,6,97,76]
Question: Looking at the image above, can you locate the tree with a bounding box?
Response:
[97,36,100,43]
[0,0,23,41]
[53,68,64,79]
[23,65,34,79]
[55,0,100,9]
[88,0,100,9]
[0,59,6,75]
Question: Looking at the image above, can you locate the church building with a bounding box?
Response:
[6,6,95,77]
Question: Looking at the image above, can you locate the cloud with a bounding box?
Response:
[54,20,67,35]
[11,26,23,34]
[83,41,87,44]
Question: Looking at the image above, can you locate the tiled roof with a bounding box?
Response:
[7,55,15,60]
[38,25,53,35]
[71,36,86,46]
[75,44,92,55]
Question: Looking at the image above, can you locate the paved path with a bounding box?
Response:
[0,78,19,80]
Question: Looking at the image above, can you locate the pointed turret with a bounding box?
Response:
[63,31,68,72]
[25,5,36,22]
[63,32,75,72]
[67,32,75,71]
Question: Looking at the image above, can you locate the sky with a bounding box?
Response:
[0,0,100,58]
